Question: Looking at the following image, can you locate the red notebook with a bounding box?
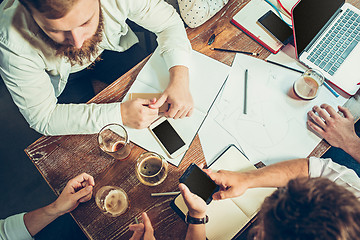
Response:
[231,0,293,54]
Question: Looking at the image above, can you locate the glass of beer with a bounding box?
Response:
[95,186,130,217]
[98,123,131,160]
[135,152,168,186]
[293,69,324,100]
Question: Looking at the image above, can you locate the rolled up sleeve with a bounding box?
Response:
[0,213,33,240]
[0,43,122,135]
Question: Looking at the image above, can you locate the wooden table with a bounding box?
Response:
[25,0,360,239]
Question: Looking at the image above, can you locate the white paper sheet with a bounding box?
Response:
[199,45,349,165]
[124,48,230,166]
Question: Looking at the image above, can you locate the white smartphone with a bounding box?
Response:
[148,117,187,159]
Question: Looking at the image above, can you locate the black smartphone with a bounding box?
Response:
[179,163,220,204]
[258,10,293,45]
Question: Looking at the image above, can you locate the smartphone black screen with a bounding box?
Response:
[152,120,185,154]
[179,164,219,204]
[258,10,293,44]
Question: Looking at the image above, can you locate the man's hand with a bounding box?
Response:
[51,173,95,217]
[121,98,159,129]
[179,183,207,218]
[129,212,156,240]
[203,169,249,200]
[149,66,194,119]
[307,104,359,151]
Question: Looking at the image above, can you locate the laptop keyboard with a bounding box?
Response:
[307,9,360,76]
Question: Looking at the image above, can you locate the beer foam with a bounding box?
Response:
[104,189,128,216]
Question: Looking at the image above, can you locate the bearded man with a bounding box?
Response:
[0,0,192,135]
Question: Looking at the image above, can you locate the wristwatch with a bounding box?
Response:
[185,212,209,224]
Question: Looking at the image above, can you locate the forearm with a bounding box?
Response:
[244,158,309,189]
[23,203,60,237]
[185,225,206,240]
[342,136,360,163]
[169,65,189,85]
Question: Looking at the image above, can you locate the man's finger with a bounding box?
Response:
[338,105,353,119]
[142,212,154,238]
[129,223,145,240]
[308,111,326,129]
[167,105,179,118]
[186,107,194,117]
[307,120,325,135]
[312,105,331,122]
[79,191,93,203]
[73,186,93,202]
[72,173,95,187]
[179,183,193,203]
[320,104,338,118]
[149,94,167,109]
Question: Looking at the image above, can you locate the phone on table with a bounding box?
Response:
[148,117,187,159]
[179,163,220,204]
[257,10,293,45]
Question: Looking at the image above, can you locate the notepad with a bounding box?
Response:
[231,0,293,53]
[171,145,276,240]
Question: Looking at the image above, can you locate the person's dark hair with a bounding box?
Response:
[18,0,76,19]
[250,177,360,240]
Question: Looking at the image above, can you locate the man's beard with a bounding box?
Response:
[42,10,104,66]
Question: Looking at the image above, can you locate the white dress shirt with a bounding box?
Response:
[0,0,191,135]
[0,213,32,240]
[309,156,360,198]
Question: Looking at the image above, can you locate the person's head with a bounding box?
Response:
[251,177,360,240]
[19,0,103,65]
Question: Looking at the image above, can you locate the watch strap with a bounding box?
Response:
[185,212,209,224]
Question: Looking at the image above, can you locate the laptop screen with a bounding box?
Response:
[293,0,344,56]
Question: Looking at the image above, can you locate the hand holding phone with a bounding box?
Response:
[179,163,220,204]
[148,117,187,159]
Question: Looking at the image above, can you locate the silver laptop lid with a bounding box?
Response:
[293,0,345,57]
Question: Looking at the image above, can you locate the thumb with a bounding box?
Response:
[149,94,167,109]
[73,186,92,201]
[179,183,192,202]
[212,188,232,200]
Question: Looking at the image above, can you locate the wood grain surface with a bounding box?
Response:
[25,0,360,239]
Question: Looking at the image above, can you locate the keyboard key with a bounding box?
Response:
[329,70,335,76]
[315,59,321,66]
[340,40,358,59]
[310,58,316,63]
[320,61,326,68]
[334,62,341,68]
[356,35,360,41]
[324,63,332,72]
[357,16,360,22]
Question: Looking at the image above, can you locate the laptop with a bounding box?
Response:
[292,0,360,95]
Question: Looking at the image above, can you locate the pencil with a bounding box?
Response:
[323,82,339,97]
[265,60,304,74]
[265,60,339,97]
[244,69,248,114]
[210,48,259,56]
[151,191,180,197]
